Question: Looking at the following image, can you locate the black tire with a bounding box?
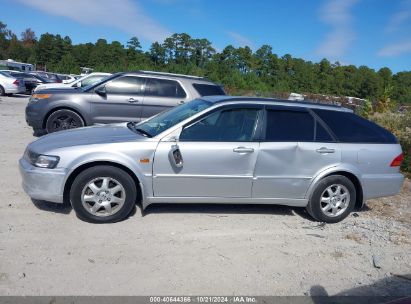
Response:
[33,128,47,137]
[45,109,85,133]
[70,166,137,223]
[0,85,5,96]
[306,175,356,223]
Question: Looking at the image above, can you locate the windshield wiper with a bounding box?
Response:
[128,122,152,138]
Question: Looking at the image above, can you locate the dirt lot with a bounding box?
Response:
[0,95,410,297]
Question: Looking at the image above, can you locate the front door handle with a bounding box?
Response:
[233,147,254,153]
[316,147,335,154]
[128,98,139,103]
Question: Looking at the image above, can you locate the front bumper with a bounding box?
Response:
[25,103,44,130]
[19,158,68,203]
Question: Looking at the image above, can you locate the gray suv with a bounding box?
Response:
[19,96,404,223]
[25,71,225,135]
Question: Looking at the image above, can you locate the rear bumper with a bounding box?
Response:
[5,86,25,94]
[19,158,68,203]
[361,173,404,200]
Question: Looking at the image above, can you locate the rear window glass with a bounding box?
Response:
[0,71,12,77]
[192,83,225,96]
[147,78,186,98]
[265,110,314,142]
[313,109,397,143]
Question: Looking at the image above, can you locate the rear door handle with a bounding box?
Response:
[316,147,335,154]
[233,147,254,153]
[128,98,139,103]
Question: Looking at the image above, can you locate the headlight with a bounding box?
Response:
[25,149,60,168]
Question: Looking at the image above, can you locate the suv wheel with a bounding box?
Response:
[70,166,137,223]
[45,109,84,133]
[306,175,356,223]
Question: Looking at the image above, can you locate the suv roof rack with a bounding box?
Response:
[136,70,205,80]
[212,96,344,109]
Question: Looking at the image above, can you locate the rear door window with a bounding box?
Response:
[313,109,397,143]
[265,109,315,142]
[146,78,186,98]
[192,83,225,96]
[315,120,334,142]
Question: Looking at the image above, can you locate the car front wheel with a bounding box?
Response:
[306,175,356,223]
[70,166,137,223]
[45,109,84,133]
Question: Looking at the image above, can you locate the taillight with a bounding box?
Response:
[390,153,403,167]
[13,79,19,85]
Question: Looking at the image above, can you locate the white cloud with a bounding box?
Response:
[385,0,411,33]
[378,0,411,57]
[226,31,253,48]
[377,40,411,56]
[316,0,359,60]
[16,0,171,42]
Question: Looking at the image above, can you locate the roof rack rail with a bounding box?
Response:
[137,70,205,80]
[215,97,343,109]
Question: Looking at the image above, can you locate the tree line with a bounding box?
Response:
[1,21,410,105]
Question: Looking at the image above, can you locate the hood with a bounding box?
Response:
[29,123,145,154]
[37,87,81,94]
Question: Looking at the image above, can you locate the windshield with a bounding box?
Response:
[82,73,118,92]
[131,99,212,137]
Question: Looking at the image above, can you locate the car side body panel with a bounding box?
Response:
[252,142,341,199]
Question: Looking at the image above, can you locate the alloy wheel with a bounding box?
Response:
[319,184,350,217]
[81,177,126,217]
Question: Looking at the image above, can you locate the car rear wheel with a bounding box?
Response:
[70,166,137,223]
[0,85,5,96]
[45,109,84,133]
[306,175,356,223]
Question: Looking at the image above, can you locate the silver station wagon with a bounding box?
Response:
[19,96,404,223]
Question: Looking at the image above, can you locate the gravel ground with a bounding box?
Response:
[0,95,410,296]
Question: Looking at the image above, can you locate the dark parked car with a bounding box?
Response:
[25,71,225,135]
[30,71,62,83]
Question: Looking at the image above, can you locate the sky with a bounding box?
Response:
[1,0,411,73]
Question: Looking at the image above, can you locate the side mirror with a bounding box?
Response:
[74,81,81,88]
[169,144,183,168]
[95,85,106,96]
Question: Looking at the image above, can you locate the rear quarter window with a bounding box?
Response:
[313,109,397,143]
[192,83,225,96]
